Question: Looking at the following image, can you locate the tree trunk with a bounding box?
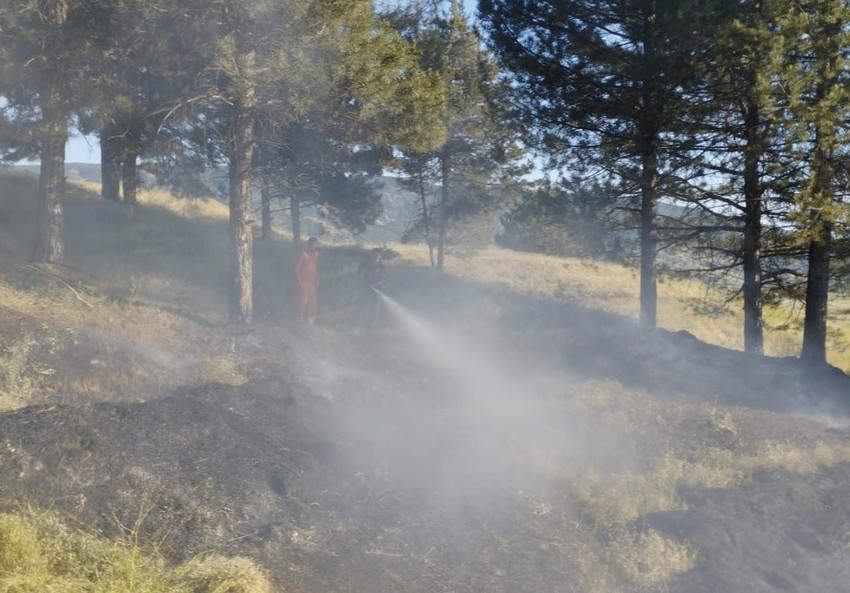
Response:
[33,100,67,264]
[638,4,660,329]
[260,176,272,240]
[416,167,435,267]
[122,144,139,206]
[800,44,838,366]
[639,147,658,328]
[100,125,121,202]
[228,58,257,326]
[32,1,69,264]
[801,129,834,366]
[290,194,302,248]
[801,226,831,365]
[741,93,764,355]
[436,152,450,272]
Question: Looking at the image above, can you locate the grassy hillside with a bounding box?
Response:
[2,170,850,593]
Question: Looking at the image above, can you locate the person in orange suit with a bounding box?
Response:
[296,237,319,324]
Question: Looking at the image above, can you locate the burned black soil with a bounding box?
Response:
[3,304,850,593]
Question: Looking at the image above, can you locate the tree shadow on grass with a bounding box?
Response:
[381,262,850,423]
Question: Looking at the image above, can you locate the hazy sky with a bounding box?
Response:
[68,135,100,164]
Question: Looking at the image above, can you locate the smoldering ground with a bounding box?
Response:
[7,160,850,593]
[284,277,850,593]
[5,266,850,593]
[294,288,641,516]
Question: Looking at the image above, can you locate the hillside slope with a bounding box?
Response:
[1,172,850,592]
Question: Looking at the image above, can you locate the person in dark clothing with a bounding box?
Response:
[356,248,386,330]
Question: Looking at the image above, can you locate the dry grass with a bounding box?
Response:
[607,528,697,587]
[572,380,850,527]
[0,333,46,411]
[0,509,272,593]
[511,379,850,591]
[0,175,257,404]
[3,171,850,593]
[389,243,850,371]
[72,181,230,221]
[574,437,850,529]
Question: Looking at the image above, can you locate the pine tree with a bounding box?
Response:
[776,0,850,365]
[480,0,711,327]
[392,0,527,271]
[154,0,445,324]
[86,0,205,206]
[678,0,792,355]
[252,4,447,247]
[0,0,113,262]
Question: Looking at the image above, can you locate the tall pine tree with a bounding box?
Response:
[392,0,527,271]
[0,1,113,262]
[480,0,711,327]
[777,0,850,365]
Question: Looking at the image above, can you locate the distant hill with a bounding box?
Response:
[64,163,102,183]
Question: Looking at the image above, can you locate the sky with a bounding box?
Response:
[68,135,100,164]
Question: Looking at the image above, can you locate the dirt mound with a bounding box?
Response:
[0,379,329,558]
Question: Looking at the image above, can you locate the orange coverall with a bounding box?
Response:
[296,250,318,322]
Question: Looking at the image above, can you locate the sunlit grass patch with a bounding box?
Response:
[193,352,252,386]
[607,527,697,587]
[516,484,695,592]
[574,379,681,432]
[0,264,228,403]
[445,247,639,313]
[70,182,229,221]
[137,187,229,220]
[570,379,850,527]
[575,467,683,527]
[0,332,54,411]
[0,509,273,593]
[178,555,273,593]
[574,441,850,527]
[393,242,850,371]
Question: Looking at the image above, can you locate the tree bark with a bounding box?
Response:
[436,151,450,272]
[33,100,67,263]
[639,147,659,328]
[260,176,272,240]
[638,3,660,329]
[800,36,838,367]
[32,1,70,264]
[741,93,764,355]
[417,170,435,268]
[290,194,302,248]
[801,227,831,365]
[801,124,834,366]
[100,125,122,202]
[122,144,139,206]
[228,56,257,326]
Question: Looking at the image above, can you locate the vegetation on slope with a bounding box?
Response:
[2,170,850,593]
[0,509,272,593]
